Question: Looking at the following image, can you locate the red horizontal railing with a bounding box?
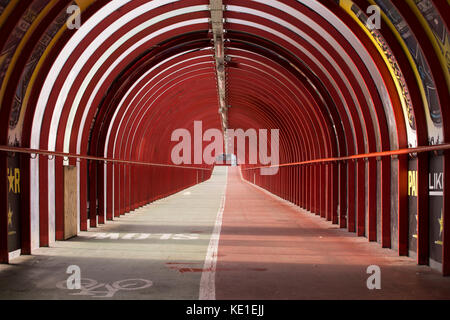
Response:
[242,143,450,170]
[0,145,212,171]
[2,143,448,171]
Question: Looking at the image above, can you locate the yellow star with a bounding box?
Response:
[435,210,444,245]
[413,214,418,239]
[7,206,13,227]
[7,169,14,192]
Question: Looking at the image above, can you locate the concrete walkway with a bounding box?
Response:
[1,166,450,299]
[0,167,228,299]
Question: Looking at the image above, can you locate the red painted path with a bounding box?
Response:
[215,167,450,299]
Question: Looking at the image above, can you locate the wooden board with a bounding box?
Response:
[64,166,78,240]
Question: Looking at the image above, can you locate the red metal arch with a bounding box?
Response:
[0,0,447,276]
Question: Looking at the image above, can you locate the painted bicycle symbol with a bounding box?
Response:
[56,278,153,298]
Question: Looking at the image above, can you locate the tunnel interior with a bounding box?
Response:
[0,0,449,297]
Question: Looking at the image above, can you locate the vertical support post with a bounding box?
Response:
[348,160,356,232]
[39,154,49,246]
[321,163,327,219]
[20,153,31,254]
[368,157,377,241]
[306,165,310,211]
[0,152,8,263]
[381,157,391,248]
[325,163,331,220]
[398,154,408,255]
[114,162,120,217]
[339,161,347,228]
[79,159,88,230]
[357,159,365,236]
[55,156,64,240]
[120,163,125,215]
[106,162,113,220]
[332,161,339,224]
[443,150,450,275]
[98,161,105,224]
[89,160,97,228]
[325,164,329,218]
[297,166,300,206]
[315,164,320,215]
[313,164,318,215]
[125,164,130,213]
[417,152,429,265]
[301,165,306,208]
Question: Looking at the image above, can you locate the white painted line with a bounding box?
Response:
[199,167,228,300]
[85,232,200,240]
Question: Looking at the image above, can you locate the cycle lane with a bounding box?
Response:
[214,167,450,299]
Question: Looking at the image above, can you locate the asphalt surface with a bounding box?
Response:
[1,166,450,299]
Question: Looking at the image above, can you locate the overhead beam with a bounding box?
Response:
[209,0,228,146]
